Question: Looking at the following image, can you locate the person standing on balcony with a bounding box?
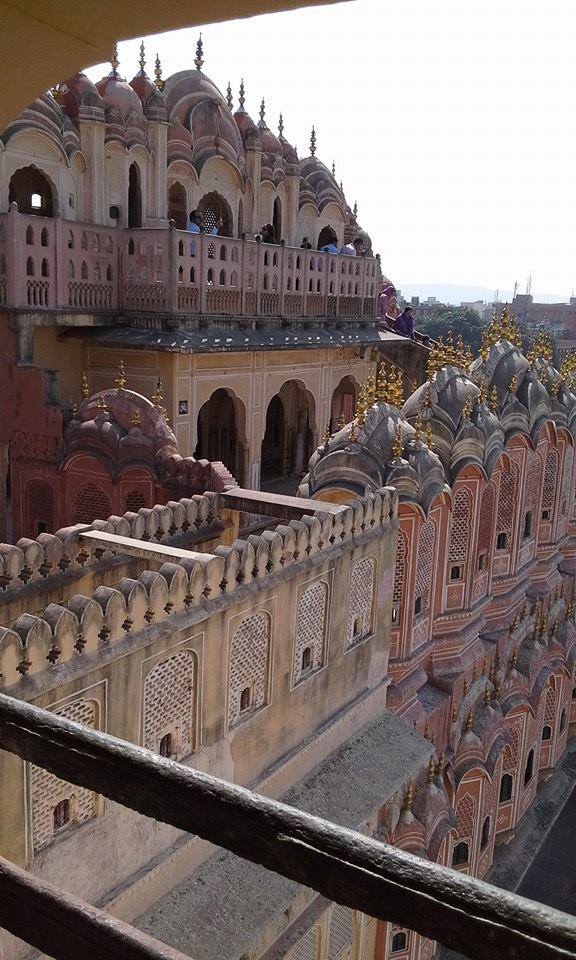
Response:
[260,223,276,243]
[395,304,415,338]
[210,218,224,236]
[378,283,399,330]
[352,237,366,257]
[187,211,202,233]
[340,241,356,256]
[321,231,339,254]
[300,237,312,249]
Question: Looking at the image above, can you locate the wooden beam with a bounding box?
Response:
[0,852,193,960]
[0,694,575,960]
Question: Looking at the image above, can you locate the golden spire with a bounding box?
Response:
[424,420,433,449]
[463,677,469,695]
[130,407,141,427]
[413,409,422,443]
[478,379,488,404]
[455,335,466,368]
[484,683,491,705]
[71,402,78,419]
[423,385,432,408]
[349,420,359,443]
[356,387,367,426]
[465,344,474,369]
[394,367,404,407]
[436,753,445,777]
[451,705,457,723]
[151,377,164,406]
[436,336,446,369]
[115,360,126,390]
[393,421,404,460]
[489,386,499,413]
[427,755,436,784]
[310,125,316,156]
[96,395,108,415]
[551,378,560,399]
[480,327,489,361]
[445,331,455,366]
[465,710,473,732]
[426,344,437,380]
[336,411,346,430]
[322,424,331,447]
[508,373,518,394]
[81,370,89,399]
[376,364,388,404]
[509,647,518,670]
[366,371,376,406]
[226,82,233,110]
[154,54,165,91]
[462,391,474,420]
[402,781,414,813]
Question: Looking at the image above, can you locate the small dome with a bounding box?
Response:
[130,72,165,112]
[97,73,144,120]
[57,73,104,121]
[234,107,260,144]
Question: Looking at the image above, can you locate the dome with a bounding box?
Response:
[164,68,244,169]
[258,120,283,158]
[57,73,104,122]
[234,106,260,145]
[130,72,167,120]
[96,73,144,121]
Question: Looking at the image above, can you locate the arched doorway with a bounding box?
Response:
[331,376,357,428]
[197,192,233,237]
[128,163,142,228]
[261,381,315,488]
[273,197,282,241]
[194,389,246,484]
[318,225,337,250]
[9,166,56,216]
[168,182,187,230]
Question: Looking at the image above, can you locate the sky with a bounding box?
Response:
[86,0,575,301]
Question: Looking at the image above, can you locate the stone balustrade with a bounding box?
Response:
[0,487,397,688]
[0,206,380,320]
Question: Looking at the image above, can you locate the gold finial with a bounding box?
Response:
[455,335,466,367]
[436,336,446,369]
[451,705,457,723]
[436,753,445,778]
[424,420,433,449]
[393,421,404,460]
[494,678,501,699]
[462,391,474,420]
[478,379,488,404]
[413,409,422,443]
[427,755,436,784]
[426,344,437,380]
[96,395,108,415]
[402,781,414,812]
[259,98,266,123]
[336,411,346,430]
[322,424,331,447]
[138,41,146,75]
[508,374,518,394]
[353,200,358,219]
[465,709,473,732]
[356,386,367,426]
[423,385,432,407]
[278,113,285,140]
[331,160,336,176]
[154,54,165,91]
[484,683,491,705]
[111,43,120,79]
[465,344,474,368]
[509,647,517,670]
[130,407,141,427]
[81,370,89,399]
[489,385,499,413]
[366,371,376,406]
[349,420,359,443]
[376,364,388,404]
[194,33,204,70]
[551,378,560,399]
[115,360,126,390]
[445,331,455,366]
[71,402,78,419]
[310,125,316,156]
[151,377,164,406]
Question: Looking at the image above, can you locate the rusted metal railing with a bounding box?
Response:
[0,693,574,960]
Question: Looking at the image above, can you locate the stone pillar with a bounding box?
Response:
[147,120,169,225]
[293,410,307,476]
[79,116,106,224]
[245,140,262,236]
[285,170,300,245]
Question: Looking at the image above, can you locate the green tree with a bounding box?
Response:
[416,306,486,355]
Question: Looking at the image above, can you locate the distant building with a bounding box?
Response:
[511,294,576,362]
[460,299,485,319]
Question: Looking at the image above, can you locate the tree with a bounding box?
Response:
[416,305,486,355]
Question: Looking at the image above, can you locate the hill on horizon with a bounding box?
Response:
[399,282,568,306]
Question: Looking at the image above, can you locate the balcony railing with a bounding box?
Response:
[0,693,575,960]
[0,208,380,320]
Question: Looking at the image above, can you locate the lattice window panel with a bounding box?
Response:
[285,926,320,960]
[496,468,516,540]
[144,651,196,759]
[542,449,559,512]
[228,612,271,726]
[328,905,354,960]
[415,519,436,615]
[293,580,328,684]
[73,483,112,524]
[125,489,146,513]
[545,681,557,723]
[448,489,471,563]
[345,556,376,650]
[504,719,523,770]
[31,699,97,852]
[393,531,406,606]
[476,483,494,560]
[27,479,54,533]
[455,792,476,838]
[561,447,574,515]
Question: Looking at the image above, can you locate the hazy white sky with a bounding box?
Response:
[87,0,575,299]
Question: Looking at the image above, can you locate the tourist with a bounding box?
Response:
[260,223,276,244]
[187,210,202,233]
[320,232,339,254]
[340,241,356,256]
[210,218,224,236]
[300,237,312,249]
[352,237,366,257]
[378,283,398,330]
[395,305,415,339]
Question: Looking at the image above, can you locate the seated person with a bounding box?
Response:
[320,232,339,254]
[300,237,312,249]
[261,223,276,243]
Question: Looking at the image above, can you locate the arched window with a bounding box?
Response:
[391,932,407,953]
[230,271,238,287]
[301,646,312,672]
[128,162,142,228]
[524,748,535,786]
[264,250,269,267]
[499,773,513,803]
[496,532,507,550]
[542,724,552,741]
[25,225,34,245]
[68,260,75,279]
[81,261,88,280]
[68,230,75,249]
[81,231,88,250]
[41,258,49,278]
[40,227,49,247]
[9,166,56,216]
[239,687,251,712]
[452,840,469,866]
[93,264,101,282]
[219,269,226,286]
[159,733,173,758]
[178,265,184,281]
[106,264,113,282]
[480,816,490,850]
[189,266,195,283]
[26,256,34,277]
[207,268,214,284]
[168,182,187,230]
[0,255,6,275]
[178,239,184,256]
[53,798,71,831]
[219,244,227,261]
[237,199,244,237]
[273,197,282,241]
